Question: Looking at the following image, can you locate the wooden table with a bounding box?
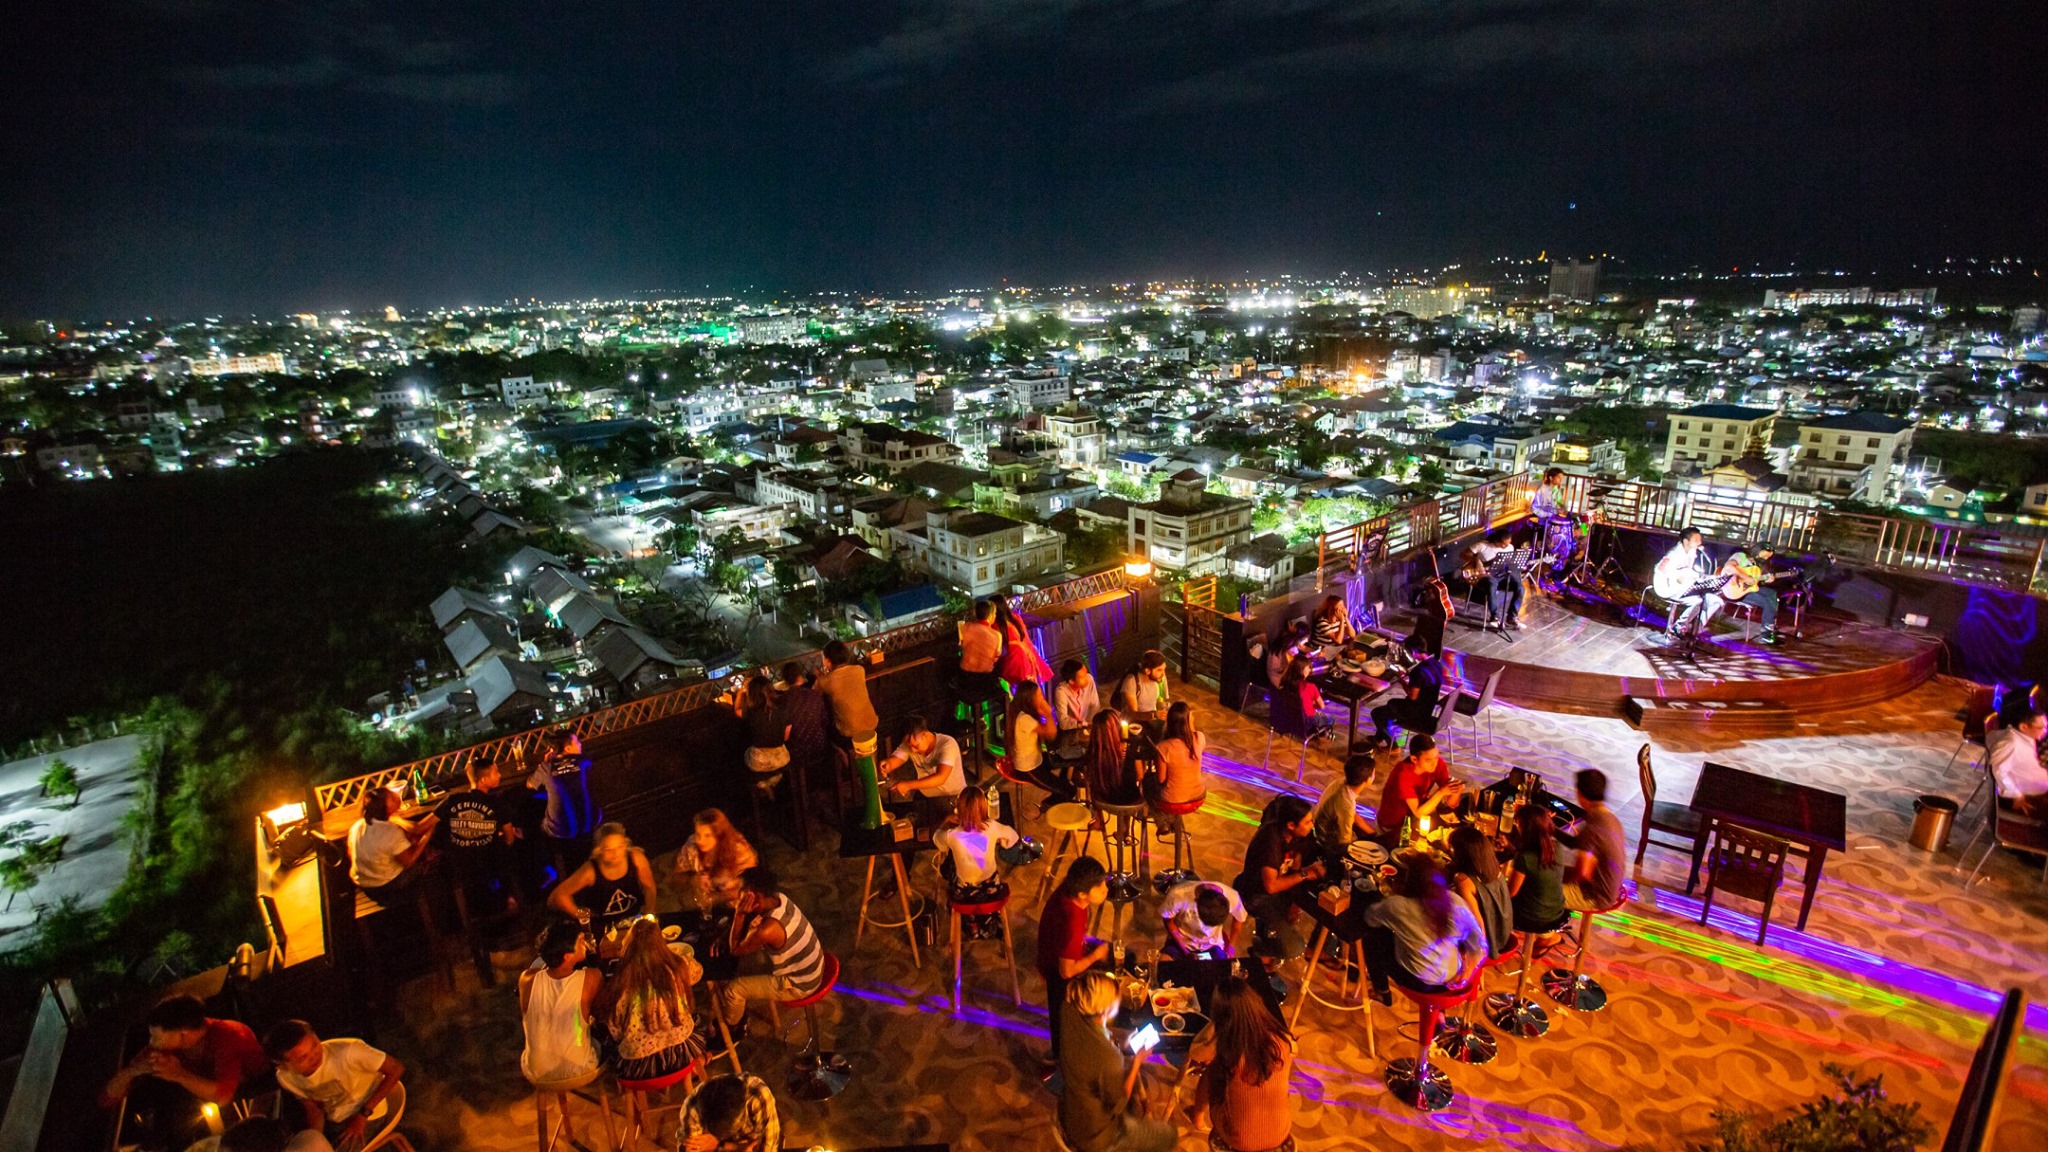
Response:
[1684,761,1848,931]
[843,820,933,966]
[1314,671,1395,749]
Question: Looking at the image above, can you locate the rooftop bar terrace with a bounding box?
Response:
[21,468,2048,1150]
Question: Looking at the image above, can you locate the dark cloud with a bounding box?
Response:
[350,71,522,106]
[185,57,350,90]
[0,0,2042,316]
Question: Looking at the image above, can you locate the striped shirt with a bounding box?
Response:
[766,895,825,995]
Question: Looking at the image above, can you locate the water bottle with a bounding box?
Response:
[1239,592,1251,618]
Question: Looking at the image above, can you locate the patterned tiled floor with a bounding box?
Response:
[383,676,2048,1150]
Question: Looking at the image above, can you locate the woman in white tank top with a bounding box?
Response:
[521,921,603,1084]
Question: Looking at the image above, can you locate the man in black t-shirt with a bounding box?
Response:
[1370,633,1445,741]
[440,757,522,911]
[1231,794,1326,954]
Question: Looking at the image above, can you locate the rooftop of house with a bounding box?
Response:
[1677,402,1780,421]
[1802,410,1918,434]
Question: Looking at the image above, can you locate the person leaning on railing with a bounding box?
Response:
[816,640,879,749]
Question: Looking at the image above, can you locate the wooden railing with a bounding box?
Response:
[313,570,1139,815]
[1317,473,1540,587]
[1316,470,2048,597]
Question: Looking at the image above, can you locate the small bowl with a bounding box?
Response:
[661,924,681,942]
[1161,1012,1186,1035]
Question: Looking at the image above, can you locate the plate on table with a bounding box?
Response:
[1347,841,1389,868]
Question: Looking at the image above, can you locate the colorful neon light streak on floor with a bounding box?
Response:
[1208,750,2045,1049]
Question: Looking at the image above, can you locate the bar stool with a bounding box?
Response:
[1543,896,1628,1012]
[1033,803,1101,903]
[1386,976,1483,1112]
[1485,922,1566,1039]
[1434,941,1519,1065]
[616,1059,701,1150]
[1287,924,1376,1060]
[949,884,1021,1014]
[781,952,850,1100]
[1147,793,1205,892]
[991,756,1050,853]
[528,1065,620,1152]
[1095,799,1152,906]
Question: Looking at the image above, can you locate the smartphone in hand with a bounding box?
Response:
[1128,1023,1160,1053]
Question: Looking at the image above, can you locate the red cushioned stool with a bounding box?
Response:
[949,887,1021,1015]
[1387,975,1482,1112]
[1147,793,1205,891]
[617,1058,700,1150]
[780,952,850,1101]
[1434,940,1519,1066]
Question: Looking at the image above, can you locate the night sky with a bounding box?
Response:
[5,1,2044,318]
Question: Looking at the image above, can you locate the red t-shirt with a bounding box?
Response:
[1036,894,1091,982]
[1378,756,1448,826]
[100,1018,266,1108]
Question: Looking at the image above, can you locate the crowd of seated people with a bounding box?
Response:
[266,584,1679,1152]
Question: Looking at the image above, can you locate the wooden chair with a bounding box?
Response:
[1699,825,1790,945]
[1633,744,1703,865]
[528,1066,618,1152]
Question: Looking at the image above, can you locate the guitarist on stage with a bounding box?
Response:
[1719,543,1785,645]
[1653,527,1724,640]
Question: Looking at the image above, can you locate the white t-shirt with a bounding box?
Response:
[1987,725,2048,799]
[893,733,966,796]
[348,819,412,888]
[1012,711,1046,774]
[1160,880,1246,954]
[277,1038,388,1122]
[934,820,1020,885]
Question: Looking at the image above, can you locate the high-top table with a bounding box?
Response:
[1683,761,1847,931]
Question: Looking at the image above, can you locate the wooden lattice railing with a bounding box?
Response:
[313,571,1139,815]
[1316,469,2048,596]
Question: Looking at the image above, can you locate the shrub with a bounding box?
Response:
[1696,1064,1931,1152]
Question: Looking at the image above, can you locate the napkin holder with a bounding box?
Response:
[1316,884,1351,915]
[889,816,916,843]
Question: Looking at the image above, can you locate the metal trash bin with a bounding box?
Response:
[1909,795,1959,852]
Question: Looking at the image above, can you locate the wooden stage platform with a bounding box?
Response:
[1392,590,1944,734]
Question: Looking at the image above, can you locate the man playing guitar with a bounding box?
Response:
[1718,543,1785,645]
[1652,527,1731,643]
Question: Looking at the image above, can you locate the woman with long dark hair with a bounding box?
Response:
[1189,976,1297,1152]
[1508,804,1569,942]
[1360,855,1486,1002]
[1082,707,1141,806]
[1446,825,1514,958]
[1007,680,1074,800]
[737,673,790,797]
[1146,701,1207,807]
[596,917,705,1081]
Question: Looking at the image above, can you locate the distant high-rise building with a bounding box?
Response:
[1548,259,1601,301]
